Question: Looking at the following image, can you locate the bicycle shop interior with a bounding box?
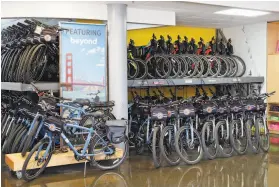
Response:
[1,1,279,187]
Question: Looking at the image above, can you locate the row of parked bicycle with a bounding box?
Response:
[127,34,246,79]
[1,85,128,181]
[127,86,274,168]
[1,19,60,83]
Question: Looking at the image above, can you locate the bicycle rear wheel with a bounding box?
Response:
[246,119,260,153]
[89,134,128,170]
[215,120,234,157]
[22,138,53,181]
[21,120,40,157]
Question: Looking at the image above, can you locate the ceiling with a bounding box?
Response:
[127,1,279,28]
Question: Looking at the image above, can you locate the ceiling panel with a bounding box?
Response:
[128,1,279,28]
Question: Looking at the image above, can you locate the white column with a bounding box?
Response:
[107,4,128,119]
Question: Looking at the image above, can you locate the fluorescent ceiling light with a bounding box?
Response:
[215,8,270,17]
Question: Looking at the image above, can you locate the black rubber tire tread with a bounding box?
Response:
[232,55,246,77]
[215,120,234,157]
[201,121,218,160]
[21,120,40,157]
[127,59,139,79]
[2,124,24,153]
[159,125,180,166]
[175,126,203,165]
[152,126,162,168]
[11,127,28,153]
[155,55,172,79]
[89,135,129,170]
[257,117,269,152]
[135,59,148,79]
[22,138,53,181]
[229,120,248,155]
[246,119,260,154]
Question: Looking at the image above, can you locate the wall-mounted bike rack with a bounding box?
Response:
[128,76,264,87]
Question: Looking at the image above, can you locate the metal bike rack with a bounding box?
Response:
[1,82,60,91]
[128,76,264,87]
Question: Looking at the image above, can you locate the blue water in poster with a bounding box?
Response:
[59,22,107,101]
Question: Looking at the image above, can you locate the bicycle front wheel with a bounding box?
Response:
[159,125,180,166]
[257,117,269,152]
[22,138,53,181]
[152,126,162,168]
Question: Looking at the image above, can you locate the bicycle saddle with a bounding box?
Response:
[73,99,90,106]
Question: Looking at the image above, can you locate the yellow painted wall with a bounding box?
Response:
[127,26,216,46]
[128,86,216,101]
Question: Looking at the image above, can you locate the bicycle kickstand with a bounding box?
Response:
[84,160,87,178]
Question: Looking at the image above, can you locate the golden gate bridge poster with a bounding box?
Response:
[59,22,107,101]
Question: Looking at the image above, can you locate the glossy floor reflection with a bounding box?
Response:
[2,152,279,187]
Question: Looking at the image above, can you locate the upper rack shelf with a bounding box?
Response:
[128,76,264,87]
[1,82,59,91]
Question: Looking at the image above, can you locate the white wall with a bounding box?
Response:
[222,22,267,93]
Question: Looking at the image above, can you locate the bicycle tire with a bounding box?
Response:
[257,117,269,152]
[246,119,260,154]
[135,59,148,79]
[22,138,53,181]
[152,126,162,168]
[232,55,246,77]
[207,56,221,78]
[168,55,181,79]
[193,56,204,78]
[11,127,28,153]
[216,56,230,77]
[155,55,172,79]
[229,119,248,155]
[159,125,180,166]
[89,134,129,170]
[2,124,24,153]
[127,59,139,79]
[201,121,218,159]
[175,126,203,165]
[21,120,40,157]
[226,56,238,77]
[177,55,189,78]
[215,120,234,157]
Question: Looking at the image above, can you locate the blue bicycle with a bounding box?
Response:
[21,111,128,181]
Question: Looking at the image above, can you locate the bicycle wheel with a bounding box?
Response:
[152,126,162,168]
[177,55,188,78]
[11,127,28,153]
[2,124,24,154]
[229,119,248,155]
[216,56,229,77]
[232,55,246,77]
[127,59,139,79]
[184,55,197,78]
[201,121,218,159]
[22,138,53,181]
[135,59,148,79]
[89,134,128,170]
[155,55,172,78]
[21,120,40,157]
[226,56,238,77]
[159,125,180,166]
[207,56,221,78]
[193,56,204,78]
[175,125,203,165]
[246,119,260,153]
[199,56,211,78]
[215,120,234,157]
[168,55,181,78]
[257,117,269,152]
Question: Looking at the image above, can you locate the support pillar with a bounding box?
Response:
[107,4,128,119]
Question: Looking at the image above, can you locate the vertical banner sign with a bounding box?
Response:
[59,22,107,101]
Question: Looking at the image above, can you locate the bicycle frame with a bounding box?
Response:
[57,103,86,119]
[40,123,114,160]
